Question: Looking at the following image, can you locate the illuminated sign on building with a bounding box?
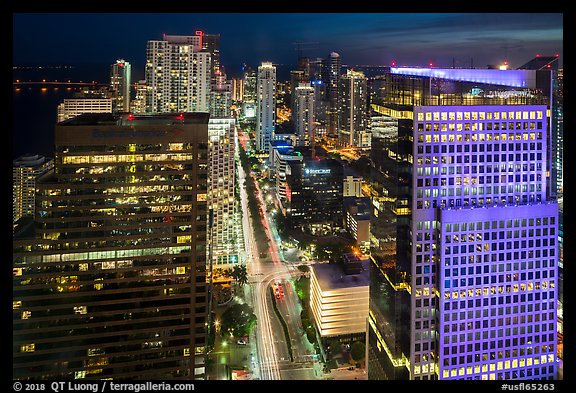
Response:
[305,168,331,175]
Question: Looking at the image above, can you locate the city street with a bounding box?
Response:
[236,127,322,380]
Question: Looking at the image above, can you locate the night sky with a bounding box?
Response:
[13,13,563,77]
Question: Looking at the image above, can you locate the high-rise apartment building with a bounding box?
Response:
[57,98,113,123]
[338,70,369,148]
[256,62,276,153]
[145,35,211,113]
[290,70,306,127]
[242,69,257,119]
[110,59,131,113]
[367,67,558,381]
[208,118,238,267]
[130,80,148,115]
[13,154,54,224]
[13,112,210,380]
[293,83,315,146]
[210,72,232,118]
[231,78,244,103]
[327,52,341,135]
[198,31,221,84]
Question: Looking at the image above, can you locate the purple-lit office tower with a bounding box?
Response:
[368,66,559,380]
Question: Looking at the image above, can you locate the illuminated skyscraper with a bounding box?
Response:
[198,31,221,84]
[290,70,306,124]
[231,77,244,103]
[110,59,131,113]
[555,68,563,194]
[13,113,209,380]
[145,35,211,113]
[242,68,257,119]
[208,118,238,267]
[327,52,341,135]
[338,70,369,147]
[130,80,148,115]
[13,154,54,224]
[256,61,276,153]
[209,71,232,118]
[293,83,315,146]
[368,67,558,381]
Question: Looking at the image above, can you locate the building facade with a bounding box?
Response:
[110,59,131,113]
[130,80,148,115]
[344,196,371,253]
[256,62,276,153]
[209,72,232,118]
[338,70,369,147]
[368,67,558,381]
[327,52,341,135]
[343,172,363,198]
[231,77,244,103]
[57,98,113,123]
[145,35,211,113]
[13,112,209,380]
[293,83,315,146]
[208,118,238,267]
[310,255,369,338]
[13,154,54,224]
[269,142,304,215]
[198,31,221,84]
[285,157,343,235]
[242,69,256,119]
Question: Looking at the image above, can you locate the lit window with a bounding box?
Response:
[74,306,87,314]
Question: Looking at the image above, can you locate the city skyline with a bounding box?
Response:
[12,12,566,383]
[13,13,563,74]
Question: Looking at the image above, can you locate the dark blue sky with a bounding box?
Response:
[13,13,563,78]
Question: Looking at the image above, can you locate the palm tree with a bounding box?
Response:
[232,264,249,287]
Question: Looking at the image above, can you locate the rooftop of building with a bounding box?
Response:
[518,55,560,71]
[13,154,52,167]
[311,255,370,291]
[304,156,343,170]
[390,67,538,88]
[58,112,210,126]
[343,196,371,218]
[274,144,311,157]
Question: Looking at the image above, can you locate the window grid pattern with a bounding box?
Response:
[411,105,557,380]
[438,209,558,380]
[414,106,547,210]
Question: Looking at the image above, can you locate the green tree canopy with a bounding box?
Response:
[316,242,354,263]
[219,303,257,338]
[232,264,249,287]
[350,341,366,362]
